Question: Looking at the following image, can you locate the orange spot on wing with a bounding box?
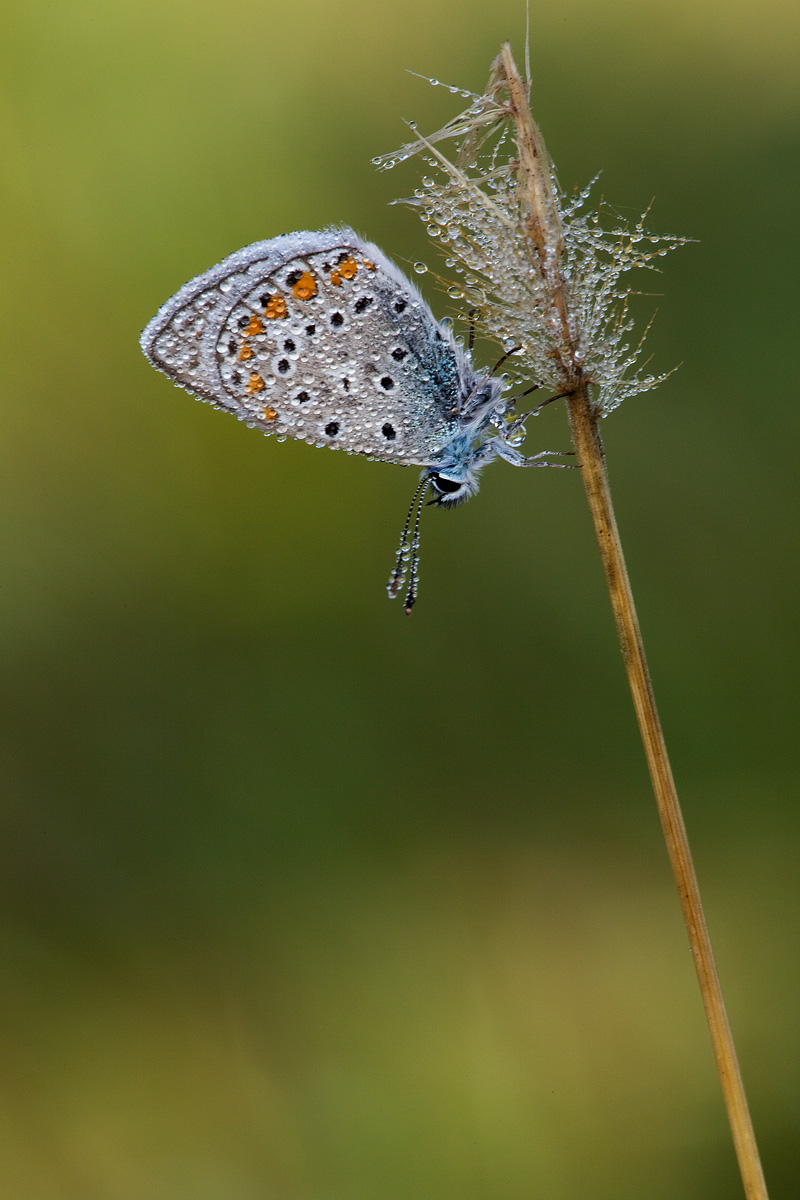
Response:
[362,259,377,270]
[292,271,318,300]
[261,405,278,421]
[243,314,264,336]
[238,343,254,360]
[329,270,342,287]
[246,373,266,393]
[263,294,288,319]
[338,257,358,279]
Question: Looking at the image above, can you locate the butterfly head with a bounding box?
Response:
[426,463,482,507]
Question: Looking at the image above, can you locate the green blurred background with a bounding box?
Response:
[1,1,797,1196]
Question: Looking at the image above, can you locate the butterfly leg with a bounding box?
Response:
[492,440,577,468]
[504,388,578,436]
[521,450,578,468]
[520,450,577,469]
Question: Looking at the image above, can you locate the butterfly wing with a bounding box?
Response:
[140,228,470,466]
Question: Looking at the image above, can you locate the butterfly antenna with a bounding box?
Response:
[403,478,431,615]
[387,475,429,601]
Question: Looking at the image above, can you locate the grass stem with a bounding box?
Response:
[497,43,769,1200]
[566,389,768,1200]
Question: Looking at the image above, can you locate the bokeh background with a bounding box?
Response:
[1,1,798,1197]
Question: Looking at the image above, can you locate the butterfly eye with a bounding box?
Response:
[430,473,462,494]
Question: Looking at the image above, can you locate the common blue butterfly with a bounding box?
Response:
[140,228,564,611]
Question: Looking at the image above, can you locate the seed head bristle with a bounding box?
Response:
[376,61,688,416]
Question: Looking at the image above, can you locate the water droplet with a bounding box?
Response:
[413,262,428,274]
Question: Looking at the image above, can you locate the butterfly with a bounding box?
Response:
[140,227,565,612]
